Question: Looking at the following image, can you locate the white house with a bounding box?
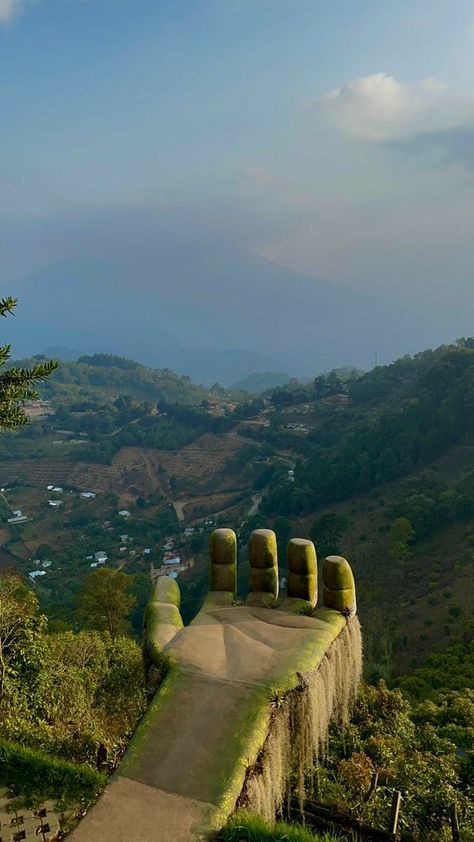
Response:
[164,556,181,566]
[48,500,63,508]
[80,492,96,500]
[52,487,64,493]
[95,551,108,563]
[29,570,46,581]
[118,510,131,518]
[7,515,28,524]
[12,509,22,518]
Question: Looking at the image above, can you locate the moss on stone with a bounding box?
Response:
[287,572,317,604]
[249,568,278,595]
[287,538,317,575]
[209,528,237,595]
[210,562,236,593]
[144,601,184,663]
[322,556,355,591]
[249,529,278,569]
[323,586,355,613]
[154,577,181,608]
[203,591,236,608]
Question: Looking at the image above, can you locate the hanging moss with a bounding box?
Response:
[241,618,363,821]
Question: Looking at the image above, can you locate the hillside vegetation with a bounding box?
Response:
[14,352,215,405]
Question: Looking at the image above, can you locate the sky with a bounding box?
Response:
[1,0,474,373]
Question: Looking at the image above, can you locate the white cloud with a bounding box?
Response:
[0,0,23,24]
[321,73,474,143]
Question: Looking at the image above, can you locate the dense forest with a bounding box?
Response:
[262,341,474,516]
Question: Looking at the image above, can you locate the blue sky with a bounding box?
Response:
[1,0,474,360]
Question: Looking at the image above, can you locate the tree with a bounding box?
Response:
[0,297,58,430]
[388,517,415,568]
[76,569,136,638]
[274,516,292,562]
[310,513,349,558]
[0,572,39,700]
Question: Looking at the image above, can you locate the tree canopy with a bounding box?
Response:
[0,297,58,430]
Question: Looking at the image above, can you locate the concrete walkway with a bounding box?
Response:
[70,600,348,842]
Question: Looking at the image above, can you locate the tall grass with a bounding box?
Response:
[219,812,347,842]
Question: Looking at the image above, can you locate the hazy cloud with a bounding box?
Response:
[242,165,275,185]
[321,73,474,144]
[0,0,23,23]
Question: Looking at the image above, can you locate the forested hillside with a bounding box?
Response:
[13,353,216,405]
[262,340,474,516]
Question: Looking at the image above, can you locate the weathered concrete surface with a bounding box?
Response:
[70,599,351,842]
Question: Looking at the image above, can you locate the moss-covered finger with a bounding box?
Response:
[248,529,279,601]
[210,528,237,595]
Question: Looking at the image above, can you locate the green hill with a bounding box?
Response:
[14,352,214,405]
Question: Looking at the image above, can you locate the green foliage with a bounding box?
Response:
[21,351,212,405]
[388,517,415,568]
[310,514,349,558]
[262,344,474,516]
[0,297,58,430]
[221,812,339,842]
[316,682,473,841]
[0,738,104,810]
[76,568,136,637]
[397,620,474,700]
[0,570,146,765]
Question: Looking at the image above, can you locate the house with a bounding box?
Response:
[7,515,28,524]
[90,562,98,568]
[120,534,130,543]
[41,561,53,569]
[46,485,54,491]
[80,492,96,500]
[118,510,131,518]
[52,487,64,494]
[184,527,195,537]
[12,509,22,518]
[95,551,108,563]
[164,556,181,566]
[48,500,63,508]
[86,555,93,561]
[144,548,152,555]
[29,570,46,581]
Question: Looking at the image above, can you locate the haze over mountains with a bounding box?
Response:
[3,209,472,385]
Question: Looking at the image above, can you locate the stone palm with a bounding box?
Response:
[71,528,362,842]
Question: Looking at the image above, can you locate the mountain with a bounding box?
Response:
[3,208,467,385]
[230,372,292,394]
[42,346,82,362]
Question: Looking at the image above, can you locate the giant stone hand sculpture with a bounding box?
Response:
[71,529,362,842]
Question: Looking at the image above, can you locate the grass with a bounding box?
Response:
[219,813,346,842]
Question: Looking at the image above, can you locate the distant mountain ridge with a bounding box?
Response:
[4,208,464,386]
[230,372,291,394]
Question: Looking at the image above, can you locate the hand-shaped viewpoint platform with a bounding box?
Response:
[71,529,359,842]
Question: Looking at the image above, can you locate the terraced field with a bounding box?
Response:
[0,434,246,498]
